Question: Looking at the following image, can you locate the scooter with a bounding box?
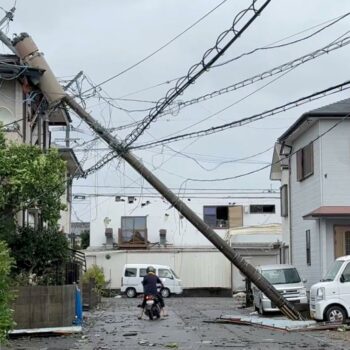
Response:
[143,294,161,320]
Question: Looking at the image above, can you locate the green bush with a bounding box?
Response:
[82,265,105,294]
[9,226,70,286]
[0,241,15,343]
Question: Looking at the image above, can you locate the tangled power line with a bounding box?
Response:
[123,0,271,147]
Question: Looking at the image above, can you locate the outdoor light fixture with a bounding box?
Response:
[280,143,292,156]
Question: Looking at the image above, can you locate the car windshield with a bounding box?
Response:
[171,269,179,279]
[261,268,301,284]
[321,260,344,281]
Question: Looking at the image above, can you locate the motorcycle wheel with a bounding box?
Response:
[153,306,160,319]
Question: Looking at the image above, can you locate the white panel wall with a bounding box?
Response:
[85,249,231,290]
[289,123,322,288]
[320,121,350,204]
[89,196,281,248]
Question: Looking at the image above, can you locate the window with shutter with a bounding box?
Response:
[296,142,314,181]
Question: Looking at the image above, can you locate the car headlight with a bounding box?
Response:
[316,287,325,301]
[299,288,307,296]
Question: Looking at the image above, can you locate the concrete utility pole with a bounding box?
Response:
[11,33,303,321]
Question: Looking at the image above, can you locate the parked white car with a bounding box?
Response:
[121,264,183,298]
[252,264,307,315]
[310,255,350,323]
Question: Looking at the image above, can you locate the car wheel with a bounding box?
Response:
[325,306,347,323]
[160,288,170,298]
[126,287,136,298]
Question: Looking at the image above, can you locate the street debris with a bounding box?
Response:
[215,315,317,331]
[138,339,156,346]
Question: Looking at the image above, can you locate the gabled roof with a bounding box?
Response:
[278,97,350,142]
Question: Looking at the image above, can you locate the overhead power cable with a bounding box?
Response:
[132,80,350,150]
[82,0,229,93]
[183,112,350,184]
[109,11,350,101]
[87,32,350,137]
[123,0,272,147]
[212,11,350,68]
[80,79,350,176]
[168,34,350,116]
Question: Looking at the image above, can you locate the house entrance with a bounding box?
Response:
[334,226,350,258]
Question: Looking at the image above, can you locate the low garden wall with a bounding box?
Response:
[12,285,76,329]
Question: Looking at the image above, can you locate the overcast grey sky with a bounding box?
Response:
[2,0,350,221]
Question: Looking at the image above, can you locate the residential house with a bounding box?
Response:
[0,54,82,235]
[85,200,282,292]
[87,196,281,249]
[270,98,350,288]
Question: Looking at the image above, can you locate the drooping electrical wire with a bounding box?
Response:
[182,112,350,184]
[131,80,350,150]
[106,10,350,103]
[123,0,272,147]
[168,34,350,116]
[212,11,350,68]
[79,79,350,176]
[82,0,229,94]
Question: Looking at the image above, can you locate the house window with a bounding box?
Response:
[120,216,147,244]
[280,185,288,217]
[249,205,275,214]
[345,232,350,255]
[296,142,314,181]
[203,206,228,229]
[306,230,311,266]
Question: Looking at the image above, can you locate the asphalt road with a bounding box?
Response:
[2,297,350,350]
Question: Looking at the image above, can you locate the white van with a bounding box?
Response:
[310,255,350,323]
[252,264,307,314]
[121,264,183,298]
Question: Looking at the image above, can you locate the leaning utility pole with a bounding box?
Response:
[10,33,302,321]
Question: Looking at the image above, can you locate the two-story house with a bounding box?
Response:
[87,195,281,249]
[270,98,350,287]
[0,54,82,235]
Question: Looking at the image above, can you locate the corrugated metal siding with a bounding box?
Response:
[85,249,231,289]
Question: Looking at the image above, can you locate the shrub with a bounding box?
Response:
[82,265,106,294]
[0,241,15,343]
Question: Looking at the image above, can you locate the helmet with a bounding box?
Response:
[146,266,156,274]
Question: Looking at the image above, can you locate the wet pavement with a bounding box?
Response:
[2,297,350,349]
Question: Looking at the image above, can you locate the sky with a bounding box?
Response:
[1,0,350,222]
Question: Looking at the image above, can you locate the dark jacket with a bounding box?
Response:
[142,273,163,295]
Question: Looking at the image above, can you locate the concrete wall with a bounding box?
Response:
[12,285,76,329]
[85,249,232,290]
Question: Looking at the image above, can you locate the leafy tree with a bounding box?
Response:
[80,230,90,250]
[0,241,15,343]
[9,226,70,285]
[0,127,67,240]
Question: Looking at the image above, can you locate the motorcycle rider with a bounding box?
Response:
[138,266,167,318]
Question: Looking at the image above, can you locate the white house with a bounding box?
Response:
[87,196,281,249]
[270,98,350,288]
[0,54,82,235]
